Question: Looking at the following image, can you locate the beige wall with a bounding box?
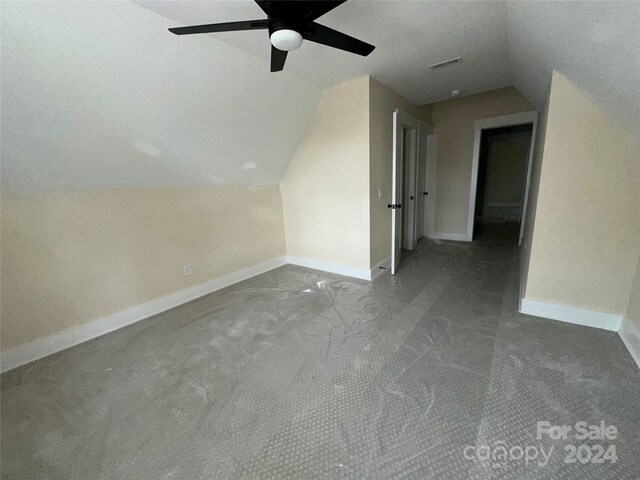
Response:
[620,259,640,365]
[2,74,422,353]
[485,132,531,205]
[621,137,640,362]
[0,186,286,349]
[281,76,371,270]
[417,104,433,125]
[10,74,636,354]
[369,77,425,268]
[625,261,640,324]
[430,87,533,235]
[524,71,640,315]
[282,75,427,271]
[520,98,550,298]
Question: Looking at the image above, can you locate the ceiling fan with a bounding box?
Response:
[168,1,375,72]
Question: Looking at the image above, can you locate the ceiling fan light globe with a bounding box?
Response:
[270,29,303,51]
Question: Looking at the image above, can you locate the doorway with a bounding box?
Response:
[473,123,533,240]
[391,109,434,274]
[467,111,538,244]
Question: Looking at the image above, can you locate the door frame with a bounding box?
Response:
[416,126,428,241]
[424,133,438,238]
[416,123,436,240]
[401,114,433,250]
[391,109,432,274]
[466,110,538,243]
[391,110,406,274]
[402,126,418,249]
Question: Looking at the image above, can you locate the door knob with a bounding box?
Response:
[387,203,395,209]
[397,204,402,208]
[410,195,414,200]
[423,191,429,196]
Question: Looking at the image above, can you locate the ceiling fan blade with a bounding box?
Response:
[297,1,348,21]
[255,1,345,20]
[169,19,268,35]
[254,1,273,15]
[271,46,288,72]
[302,22,375,56]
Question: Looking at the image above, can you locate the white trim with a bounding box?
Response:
[519,117,538,245]
[395,108,421,128]
[414,124,436,242]
[519,298,622,332]
[428,232,469,242]
[402,126,419,250]
[392,109,423,273]
[619,317,640,370]
[286,256,371,281]
[1,257,287,373]
[391,109,403,274]
[425,134,438,238]
[518,247,526,313]
[474,111,539,131]
[467,111,538,242]
[370,256,391,280]
[467,129,482,241]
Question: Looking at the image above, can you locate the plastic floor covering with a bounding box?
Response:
[2,224,639,479]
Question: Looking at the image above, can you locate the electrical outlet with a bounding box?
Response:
[334,244,341,253]
[183,264,193,277]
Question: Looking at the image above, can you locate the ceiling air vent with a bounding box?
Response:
[429,57,462,70]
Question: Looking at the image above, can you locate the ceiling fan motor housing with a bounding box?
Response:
[268,19,304,51]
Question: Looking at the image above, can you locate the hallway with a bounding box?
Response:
[2,227,639,479]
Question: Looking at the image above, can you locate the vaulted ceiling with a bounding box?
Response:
[1,1,321,191]
[2,1,638,192]
[507,1,640,137]
[136,0,513,105]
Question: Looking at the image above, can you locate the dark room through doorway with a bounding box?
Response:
[473,123,533,242]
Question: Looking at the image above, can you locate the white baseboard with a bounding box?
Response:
[286,256,371,281]
[519,298,622,332]
[1,256,287,373]
[287,255,391,281]
[518,246,527,312]
[370,256,391,280]
[1,254,386,372]
[5,250,635,373]
[619,316,640,370]
[428,232,470,242]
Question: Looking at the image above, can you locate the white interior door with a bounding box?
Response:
[402,128,416,250]
[416,130,428,240]
[391,111,403,275]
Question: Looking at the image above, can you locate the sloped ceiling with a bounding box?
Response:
[2,1,638,192]
[136,0,640,137]
[0,1,322,191]
[136,0,512,105]
[506,1,640,137]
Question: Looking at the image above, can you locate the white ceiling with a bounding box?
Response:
[1,1,321,191]
[506,1,640,138]
[136,0,513,105]
[138,0,640,134]
[2,1,638,192]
